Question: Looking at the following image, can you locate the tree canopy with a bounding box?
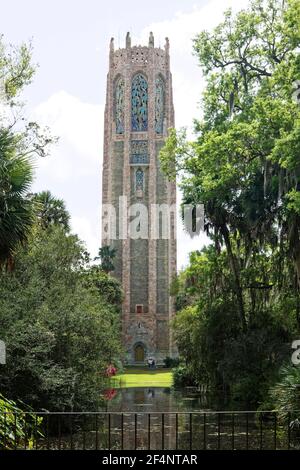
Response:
[0,36,56,267]
[0,36,124,413]
[161,0,300,404]
[0,223,123,411]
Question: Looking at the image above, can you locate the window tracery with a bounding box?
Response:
[115,77,125,134]
[132,74,148,131]
[155,76,164,134]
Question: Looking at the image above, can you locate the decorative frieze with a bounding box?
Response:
[130,140,149,164]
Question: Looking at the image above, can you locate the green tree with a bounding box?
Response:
[83,266,123,305]
[0,36,55,267]
[0,224,122,411]
[160,0,300,328]
[268,365,300,422]
[0,129,34,268]
[172,246,296,402]
[31,190,70,231]
[95,245,117,273]
[161,0,300,404]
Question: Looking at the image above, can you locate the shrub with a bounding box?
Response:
[173,364,196,388]
[268,365,300,423]
[0,226,122,411]
[163,356,180,368]
[0,394,42,449]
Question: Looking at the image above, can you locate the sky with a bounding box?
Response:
[1,0,250,269]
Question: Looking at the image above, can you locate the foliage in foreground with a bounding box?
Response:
[0,33,123,414]
[0,224,122,411]
[268,366,300,421]
[0,393,42,450]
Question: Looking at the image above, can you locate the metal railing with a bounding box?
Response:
[1,410,300,450]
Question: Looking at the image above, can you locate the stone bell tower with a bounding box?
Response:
[101,32,177,365]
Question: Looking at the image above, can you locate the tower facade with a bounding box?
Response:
[102,32,177,364]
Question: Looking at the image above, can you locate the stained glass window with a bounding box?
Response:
[155,76,164,134]
[115,77,124,134]
[131,74,148,131]
[135,168,144,191]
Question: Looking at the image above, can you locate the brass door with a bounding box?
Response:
[134,344,145,362]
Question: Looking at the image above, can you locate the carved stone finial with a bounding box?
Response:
[126,32,131,48]
[165,37,170,52]
[110,37,114,52]
[149,32,154,47]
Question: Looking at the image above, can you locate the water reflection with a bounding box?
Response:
[107,387,211,413]
[104,386,212,449]
[103,387,272,450]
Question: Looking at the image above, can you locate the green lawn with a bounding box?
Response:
[110,368,173,388]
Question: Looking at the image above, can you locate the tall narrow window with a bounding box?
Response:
[131,74,148,131]
[115,77,125,134]
[135,168,144,191]
[155,76,164,134]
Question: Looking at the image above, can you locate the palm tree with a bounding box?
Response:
[0,128,34,268]
[31,190,70,231]
[94,246,117,273]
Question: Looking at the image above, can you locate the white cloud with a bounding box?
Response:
[31,91,103,259]
[137,0,250,53]
[33,91,104,180]
[71,215,100,258]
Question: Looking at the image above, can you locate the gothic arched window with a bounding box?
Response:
[155,76,164,134]
[135,168,144,191]
[115,77,125,134]
[131,74,148,131]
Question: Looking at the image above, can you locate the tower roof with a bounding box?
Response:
[109,32,170,52]
[109,32,170,71]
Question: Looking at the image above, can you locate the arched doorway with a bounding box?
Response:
[134,343,145,362]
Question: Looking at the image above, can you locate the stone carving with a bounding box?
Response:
[130,140,149,164]
[149,32,154,47]
[126,32,131,49]
[155,76,164,134]
[115,77,125,134]
[135,168,144,191]
[130,47,149,65]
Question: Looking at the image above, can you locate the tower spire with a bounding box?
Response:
[109,37,114,66]
[165,37,169,53]
[126,32,131,48]
[110,37,114,52]
[149,31,154,47]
